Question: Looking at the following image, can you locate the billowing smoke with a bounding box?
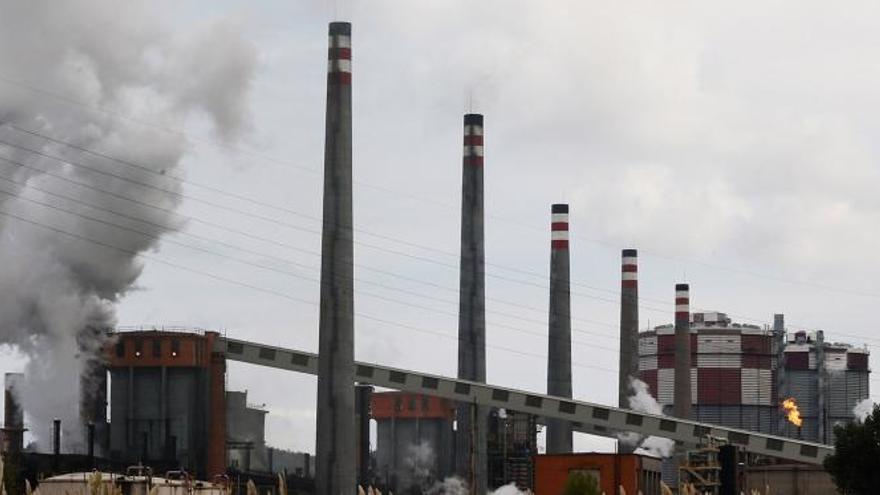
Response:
[617,378,675,458]
[405,441,437,486]
[425,477,531,495]
[0,0,255,449]
[853,398,875,422]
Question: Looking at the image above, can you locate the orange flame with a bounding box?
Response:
[782,398,803,427]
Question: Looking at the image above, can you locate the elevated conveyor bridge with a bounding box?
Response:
[216,336,831,466]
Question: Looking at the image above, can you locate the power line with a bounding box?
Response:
[3,76,879,303]
[0,206,624,376]
[7,126,878,343]
[1,137,877,349]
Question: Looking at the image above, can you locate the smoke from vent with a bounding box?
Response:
[853,398,875,422]
[617,378,675,458]
[0,0,255,449]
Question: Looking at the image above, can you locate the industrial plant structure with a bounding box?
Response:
[780,329,870,443]
[106,329,226,478]
[638,312,871,442]
[371,392,455,492]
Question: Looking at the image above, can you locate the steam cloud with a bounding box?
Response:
[853,398,874,422]
[0,0,255,449]
[618,378,675,458]
[425,478,530,495]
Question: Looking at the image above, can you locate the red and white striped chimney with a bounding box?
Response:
[546,204,572,454]
[673,283,692,419]
[619,249,639,406]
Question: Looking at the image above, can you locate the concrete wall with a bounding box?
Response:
[109,366,207,474]
[226,390,268,472]
[744,465,840,495]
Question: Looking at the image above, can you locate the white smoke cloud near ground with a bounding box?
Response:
[618,378,676,458]
[425,477,530,495]
[853,398,875,422]
[0,0,255,449]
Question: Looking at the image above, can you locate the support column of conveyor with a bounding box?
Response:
[217,337,833,466]
[316,21,356,495]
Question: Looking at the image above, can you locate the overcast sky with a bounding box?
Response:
[2,0,880,454]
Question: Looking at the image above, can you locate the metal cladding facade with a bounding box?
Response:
[105,330,226,478]
[2,373,24,454]
[673,284,692,419]
[546,204,572,454]
[372,392,455,492]
[638,313,870,442]
[456,113,488,492]
[781,330,870,443]
[619,250,639,408]
[316,21,357,494]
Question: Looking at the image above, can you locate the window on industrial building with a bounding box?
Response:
[394,398,403,412]
[134,339,143,358]
[421,396,430,411]
[170,339,180,357]
[408,397,417,411]
[152,339,161,358]
[115,341,125,357]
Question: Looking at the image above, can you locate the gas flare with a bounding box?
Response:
[782,398,803,427]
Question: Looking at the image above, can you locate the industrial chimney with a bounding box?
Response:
[618,249,639,406]
[673,283,692,419]
[546,204,572,453]
[315,21,356,494]
[2,373,24,454]
[456,113,487,493]
[617,249,639,453]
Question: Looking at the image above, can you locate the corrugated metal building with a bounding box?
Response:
[639,312,779,435]
[638,313,871,444]
[487,409,538,490]
[780,330,870,443]
[372,392,455,493]
[106,329,226,478]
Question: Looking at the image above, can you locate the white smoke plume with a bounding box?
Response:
[853,398,875,422]
[0,0,256,449]
[425,477,531,495]
[618,378,676,458]
[405,441,437,486]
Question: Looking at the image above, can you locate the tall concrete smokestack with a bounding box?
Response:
[456,113,487,493]
[315,21,356,495]
[618,249,639,406]
[618,249,639,453]
[3,373,24,454]
[546,204,572,454]
[673,283,692,419]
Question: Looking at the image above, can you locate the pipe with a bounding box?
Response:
[53,418,61,469]
[355,384,373,485]
[546,204,572,453]
[673,283,692,419]
[3,373,24,454]
[315,21,357,495]
[455,113,487,493]
[88,422,95,468]
[816,330,826,443]
[774,314,787,435]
